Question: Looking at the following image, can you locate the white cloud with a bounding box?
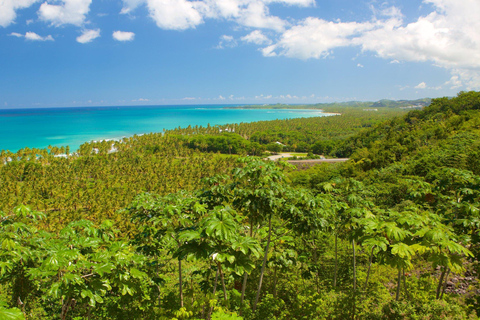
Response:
[415,82,427,89]
[147,0,203,30]
[0,0,39,27]
[218,95,226,100]
[357,63,364,68]
[194,0,240,19]
[182,97,196,100]
[380,6,403,19]
[241,30,271,45]
[260,0,480,88]
[255,94,276,99]
[113,30,135,41]
[357,1,480,88]
[263,17,373,59]
[449,68,480,90]
[266,0,314,7]
[25,31,53,41]
[10,31,54,41]
[236,1,286,31]
[76,29,100,43]
[39,0,92,26]
[261,45,276,57]
[444,75,462,89]
[121,0,148,14]
[216,34,237,48]
[121,0,288,31]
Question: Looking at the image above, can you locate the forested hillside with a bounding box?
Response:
[0,105,405,230]
[1,92,480,320]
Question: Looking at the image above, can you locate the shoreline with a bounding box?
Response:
[2,107,337,153]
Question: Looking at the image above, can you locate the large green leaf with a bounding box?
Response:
[178,230,201,242]
[0,307,25,320]
[94,262,114,276]
[391,243,415,259]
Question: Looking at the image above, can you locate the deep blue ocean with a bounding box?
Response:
[0,105,330,152]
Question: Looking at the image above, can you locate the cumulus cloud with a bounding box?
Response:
[236,1,286,31]
[10,31,54,41]
[121,0,289,31]
[146,0,203,30]
[444,75,462,89]
[449,68,480,90]
[39,0,92,26]
[25,31,53,41]
[263,17,373,59]
[113,30,135,41]
[216,34,237,48]
[241,30,271,45]
[194,0,241,19]
[415,82,427,89]
[260,1,480,88]
[0,0,39,27]
[76,29,100,43]
[266,0,314,6]
[376,5,404,19]
[120,0,145,14]
[255,94,275,99]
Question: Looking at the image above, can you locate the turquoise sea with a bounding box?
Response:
[1,105,330,152]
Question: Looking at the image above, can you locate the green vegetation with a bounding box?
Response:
[1,92,480,319]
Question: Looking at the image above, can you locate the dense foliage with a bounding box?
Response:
[1,92,480,319]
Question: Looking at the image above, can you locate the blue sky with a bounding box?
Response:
[1,0,479,108]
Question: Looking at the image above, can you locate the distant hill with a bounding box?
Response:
[370,98,431,109]
[229,98,432,110]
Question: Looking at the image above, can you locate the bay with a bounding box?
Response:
[0,105,329,152]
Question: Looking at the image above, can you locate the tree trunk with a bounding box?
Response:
[191,277,195,305]
[352,240,356,293]
[364,246,374,289]
[273,266,278,298]
[403,268,408,299]
[217,263,228,303]
[395,268,402,301]
[240,221,254,308]
[334,234,338,289]
[253,215,272,312]
[179,258,184,308]
[436,267,446,300]
[213,268,219,296]
[440,268,450,299]
[312,242,319,293]
[351,240,357,320]
[207,269,220,320]
[61,297,74,320]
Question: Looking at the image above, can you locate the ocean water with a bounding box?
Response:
[1,105,330,152]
